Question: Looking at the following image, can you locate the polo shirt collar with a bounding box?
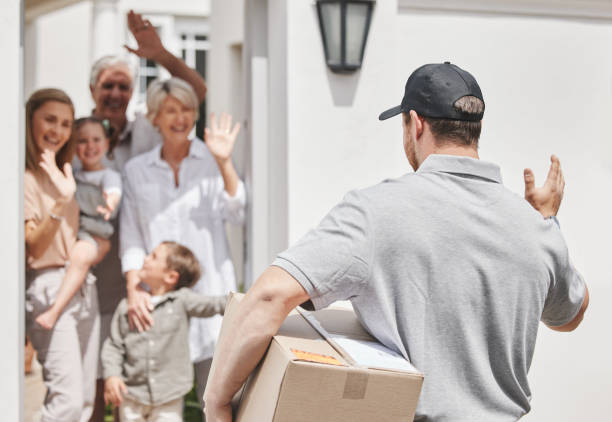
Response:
[119,119,135,143]
[145,138,207,167]
[417,154,503,184]
[151,290,179,309]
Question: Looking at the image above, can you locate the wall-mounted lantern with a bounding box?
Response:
[316,0,375,74]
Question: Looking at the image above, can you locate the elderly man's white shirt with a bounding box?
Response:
[120,139,246,362]
[109,113,162,171]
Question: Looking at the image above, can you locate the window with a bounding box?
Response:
[139,56,160,94]
[180,33,209,139]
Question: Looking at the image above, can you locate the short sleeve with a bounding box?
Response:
[24,172,41,222]
[541,235,586,327]
[273,190,372,310]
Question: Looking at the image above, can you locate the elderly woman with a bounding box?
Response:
[25,88,100,421]
[119,77,245,414]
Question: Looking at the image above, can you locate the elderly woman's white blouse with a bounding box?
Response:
[120,138,246,362]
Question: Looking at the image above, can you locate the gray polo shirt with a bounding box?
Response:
[101,288,226,405]
[273,154,585,422]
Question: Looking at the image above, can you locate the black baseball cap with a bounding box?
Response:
[378,62,484,122]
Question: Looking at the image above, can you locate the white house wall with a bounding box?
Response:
[0,0,23,419]
[25,1,92,117]
[284,1,612,420]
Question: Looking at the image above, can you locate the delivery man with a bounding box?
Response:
[203,62,589,421]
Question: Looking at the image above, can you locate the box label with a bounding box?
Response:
[290,348,344,366]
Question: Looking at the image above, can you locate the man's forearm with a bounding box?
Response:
[155,49,207,102]
[204,267,310,411]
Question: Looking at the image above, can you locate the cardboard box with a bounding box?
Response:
[214,293,424,422]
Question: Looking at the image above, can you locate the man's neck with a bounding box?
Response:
[92,109,128,135]
[432,143,479,159]
[418,138,479,166]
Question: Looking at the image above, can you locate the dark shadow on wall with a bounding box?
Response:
[326,68,362,107]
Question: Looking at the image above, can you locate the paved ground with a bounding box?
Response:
[24,357,45,422]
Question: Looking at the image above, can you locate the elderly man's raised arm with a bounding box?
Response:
[203,267,310,422]
[124,10,207,102]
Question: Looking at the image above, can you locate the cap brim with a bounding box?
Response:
[378,105,403,121]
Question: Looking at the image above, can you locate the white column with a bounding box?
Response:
[91,0,119,60]
[0,0,24,420]
[248,56,270,286]
[242,0,289,286]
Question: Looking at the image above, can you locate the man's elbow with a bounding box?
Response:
[247,267,311,324]
[196,85,207,104]
[547,286,590,332]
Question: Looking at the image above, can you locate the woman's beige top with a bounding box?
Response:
[24,169,79,270]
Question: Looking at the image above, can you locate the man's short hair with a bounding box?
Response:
[89,55,137,88]
[161,241,202,290]
[404,96,484,147]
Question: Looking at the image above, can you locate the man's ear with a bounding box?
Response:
[409,110,424,140]
[90,84,95,97]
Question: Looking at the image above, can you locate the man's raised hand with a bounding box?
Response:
[524,155,565,218]
[124,10,165,61]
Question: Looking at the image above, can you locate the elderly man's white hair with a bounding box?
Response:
[89,55,138,88]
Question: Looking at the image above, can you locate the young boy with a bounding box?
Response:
[102,241,227,421]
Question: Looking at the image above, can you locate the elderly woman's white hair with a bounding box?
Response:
[89,55,138,88]
[146,77,200,122]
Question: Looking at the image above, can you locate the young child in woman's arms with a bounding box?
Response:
[102,241,227,421]
[35,117,121,329]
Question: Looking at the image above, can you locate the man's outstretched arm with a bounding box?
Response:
[526,155,589,332]
[203,266,310,422]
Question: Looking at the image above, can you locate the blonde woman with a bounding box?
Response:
[119,77,245,415]
[25,88,100,422]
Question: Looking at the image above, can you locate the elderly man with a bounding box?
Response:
[203,62,589,422]
[87,10,207,422]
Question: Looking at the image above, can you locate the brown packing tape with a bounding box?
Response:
[342,369,369,400]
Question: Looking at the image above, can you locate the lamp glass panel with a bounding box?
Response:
[320,3,342,65]
[345,3,369,66]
